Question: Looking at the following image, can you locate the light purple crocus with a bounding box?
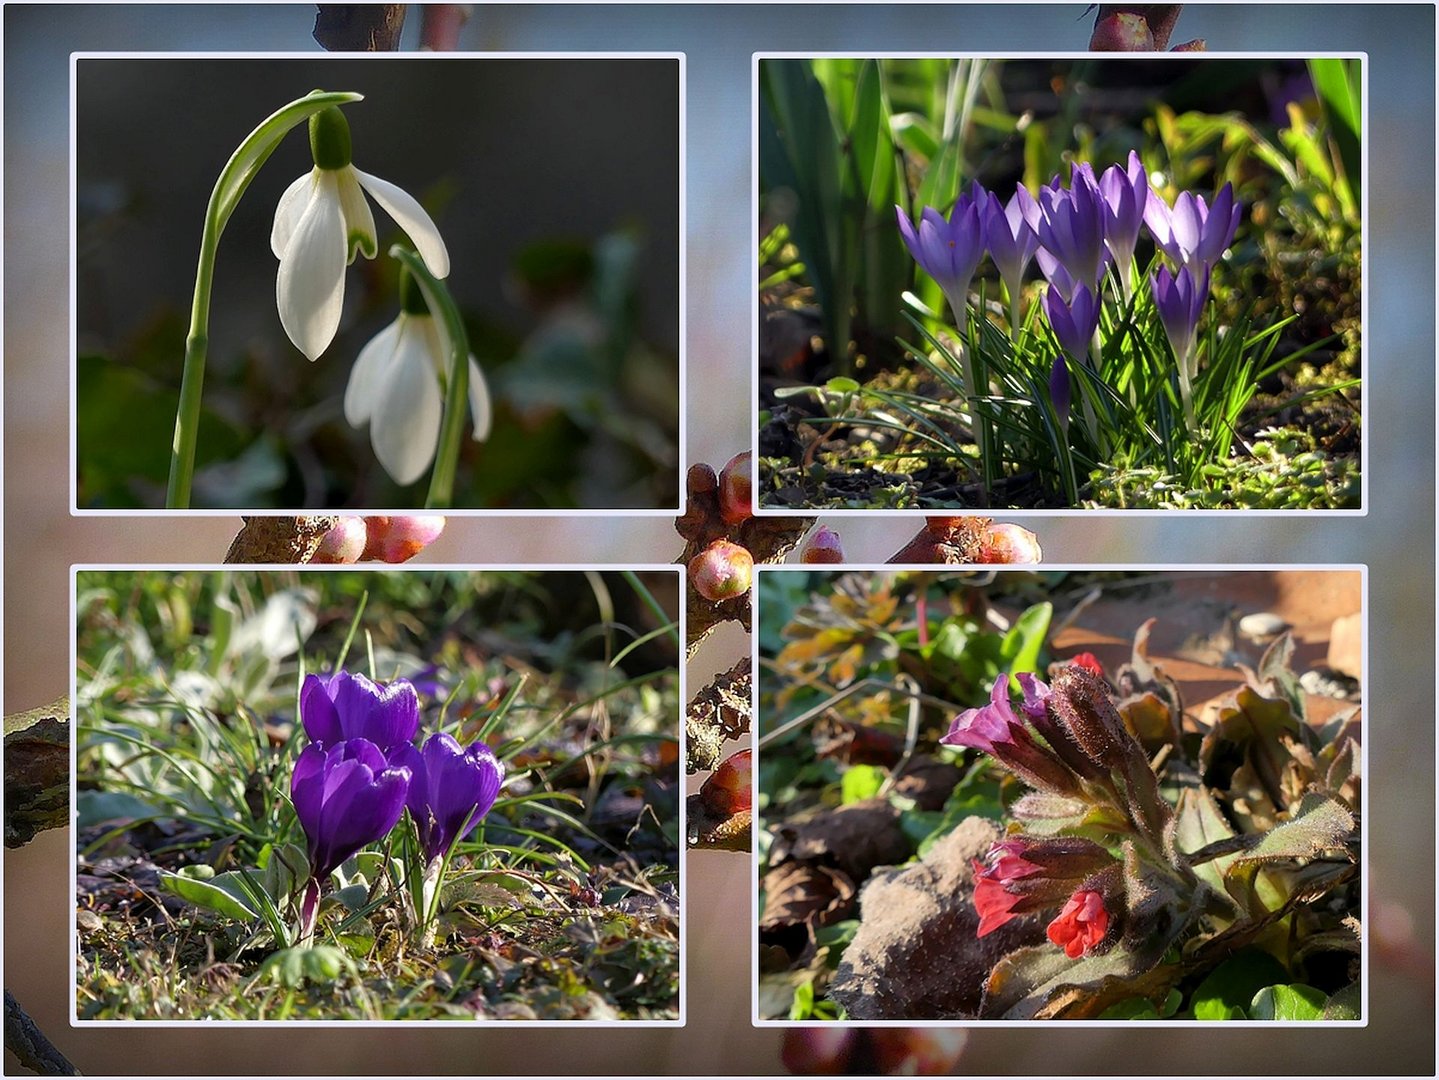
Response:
[1035,164,1110,295]
[300,670,420,755]
[1044,283,1101,366]
[983,187,1041,325]
[1143,183,1242,274]
[392,732,505,866]
[1151,264,1210,379]
[1097,152,1149,296]
[896,185,987,322]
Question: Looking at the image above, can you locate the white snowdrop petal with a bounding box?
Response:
[353,167,450,278]
[370,322,443,485]
[276,172,347,361]
[337,167,377,263]
[271,171,315,259]
[344,316,404,427]
[466,356,492,442]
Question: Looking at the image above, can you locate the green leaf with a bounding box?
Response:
[1230,794,1356,866]
[1190,948,1289,1020]
[1098,996,1161,1019]
[826,376,861,394]
[256,945,356,988]
[788,978,816,1020]
[841,763,887,804]
[1249,983,1327,1020]
[999,602,1053,674]
[160,866,260,923]
[1322,982,1362,1020]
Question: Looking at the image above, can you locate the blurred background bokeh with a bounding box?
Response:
[75,56,681,509]
[4,2,1434,1075]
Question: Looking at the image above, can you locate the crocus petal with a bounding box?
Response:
[277,171,347,361]
[336,167,378,263]
[330,671,420,750]
[299,672,344,745]
[353,167,450,278]
[344,316,404,428]
[271,171,315,259]
[290,743,329,840]
[371,319,444,485]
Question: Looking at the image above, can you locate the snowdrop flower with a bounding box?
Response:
[271,106,450,361]
[344,270,491,486]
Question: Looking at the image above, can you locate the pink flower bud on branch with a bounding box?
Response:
[688,539,753,601]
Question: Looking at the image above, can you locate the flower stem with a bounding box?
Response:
[390,245,469,509]
[163,89,362,508]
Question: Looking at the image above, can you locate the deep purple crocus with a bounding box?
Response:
[896,185,987,322]
[1151,264,1211,380]
[393,732,505,866]
[1143,183,1242,274]
[1043,282,1101,366]
[300,670,420,754]
[982,187,1041,324]
[1047,356,1071,435]
[1097,152,1149,295]
[1035,165,1110,295]
[291,738,412,880]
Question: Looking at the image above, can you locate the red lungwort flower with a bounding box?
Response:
[971,841,1041,937]
[1046,888,1109,958]
[1068,652,1106,679]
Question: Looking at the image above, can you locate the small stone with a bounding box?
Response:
[1238,611,1291,642]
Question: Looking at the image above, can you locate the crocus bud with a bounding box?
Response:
[718,451,754,524]
[361,516,446,563]
[700,748,752,816]
[799,525,845,563]
[688,540,753,602]
[976,523,1043,564]
[310,517,368,563]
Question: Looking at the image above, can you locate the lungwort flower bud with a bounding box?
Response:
[971,835,1114,936]
[1046,888,1111,958]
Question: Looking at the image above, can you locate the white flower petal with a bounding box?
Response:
[336,167,377,263]
[276,171,347,361]
[344,316,404,427]
[353,167,450,278]
[370,321,443,485]
[466,356,492,442]
[271,171,315,259]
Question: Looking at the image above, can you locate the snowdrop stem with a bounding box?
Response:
[390,245,469,509]
[163,89,363,508]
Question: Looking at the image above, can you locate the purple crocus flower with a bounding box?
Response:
[896,185,987,322]
[1143,183,1242,274]
[1043,283,1101,366]
[1035,164,1110,295]
[1097,152,1149,294]
[1151,264,1210,379]
[392,732,505,865]
[983,187,1041,313]
[291,738,412,881]
[300,670,420,754]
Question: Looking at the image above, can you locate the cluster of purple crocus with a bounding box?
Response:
[896,153,1242,431]
[290,669,504,940]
